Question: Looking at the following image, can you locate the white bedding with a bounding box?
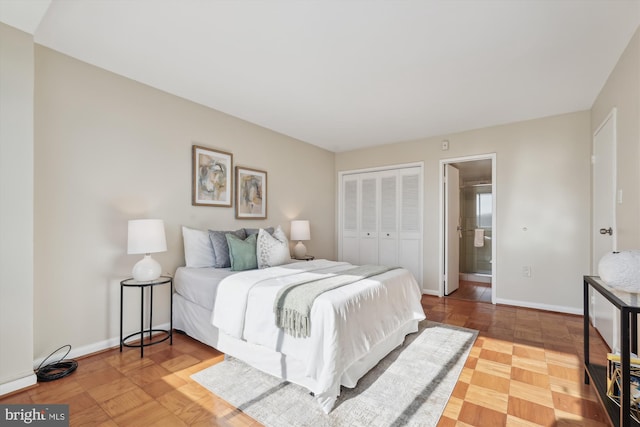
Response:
[174,266,235,310]
[210,259,425,412]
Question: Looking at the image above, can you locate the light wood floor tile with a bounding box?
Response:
[441,395,463,420]
[509,379,554,408]
[474,358,512,379]
[479,348,513,365]
[114,400,187,427]
[510,366,550,388]
[87,377,138,403]
[508,395,557,425]
[552,408,609,426]
[464,383,509,413]
[100,387,153,418]
[512,354,549,375]
[504,414,546,427]
[469,370,511,394]
[512,343,546,361]
[458,401,507,427]
[72,404,113,427]
[549,376,598,402]
[479,337,514,354]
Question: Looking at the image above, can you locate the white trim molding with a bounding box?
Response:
[0,373,37,397]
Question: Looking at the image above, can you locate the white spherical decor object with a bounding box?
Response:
[598,250,640,292]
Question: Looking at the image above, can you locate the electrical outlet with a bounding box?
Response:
[522,266,531,278]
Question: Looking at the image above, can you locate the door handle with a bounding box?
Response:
[599,227,613,236]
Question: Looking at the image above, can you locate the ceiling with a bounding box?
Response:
[1,1,639,153]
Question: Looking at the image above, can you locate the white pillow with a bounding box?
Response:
[182,226,214,267]
[257,226,291,269]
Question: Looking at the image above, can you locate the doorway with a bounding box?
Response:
[440,154,496,303]
[591,108,617,351]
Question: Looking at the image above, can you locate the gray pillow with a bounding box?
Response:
[244,227,274,236]
[226,233,258,271]
[209,229,247,268]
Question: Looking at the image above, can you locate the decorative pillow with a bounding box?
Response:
[257,226,291,269]
[209,229,247,268]
[226,233,258,271]
[182,226,214,267]
[244,227,274,236]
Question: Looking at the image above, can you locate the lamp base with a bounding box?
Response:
[293,241,307,259]
[132,254,162,281]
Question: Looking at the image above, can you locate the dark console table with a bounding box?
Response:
[584,275,640,427]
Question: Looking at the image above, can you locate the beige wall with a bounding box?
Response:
[336,111,592,312]
[0,23,36,393]
[591,26,640,251]
[33,46,335,359]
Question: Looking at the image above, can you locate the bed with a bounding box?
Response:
[173,227,425,413]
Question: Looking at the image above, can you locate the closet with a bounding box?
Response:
[338,164,423,286]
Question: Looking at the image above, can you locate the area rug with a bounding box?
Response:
[191,320,478,427]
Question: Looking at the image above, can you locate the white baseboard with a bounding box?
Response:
[0,373,37,397]
[32,322,171,368]
[494,298,582,316]
[420,292,582,316]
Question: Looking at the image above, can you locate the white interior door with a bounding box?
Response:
[378,172,398,267]
[592,109,617,350]
[359,174,379,265]
[341,175,359,264]
[444,165,460,295]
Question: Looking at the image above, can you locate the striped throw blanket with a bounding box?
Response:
[273,264,397,338]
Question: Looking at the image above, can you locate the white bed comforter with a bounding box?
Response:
[211,259,425,412]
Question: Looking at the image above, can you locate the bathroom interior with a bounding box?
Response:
[450,159,493,302]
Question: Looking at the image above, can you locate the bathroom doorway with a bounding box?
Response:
[440,154,495,303]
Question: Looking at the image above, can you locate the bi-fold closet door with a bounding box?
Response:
[340,166,422,286]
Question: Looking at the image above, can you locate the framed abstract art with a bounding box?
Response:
[235,166,267,219]
[192,145,233,207]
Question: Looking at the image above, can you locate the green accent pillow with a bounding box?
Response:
[226,233,258,271]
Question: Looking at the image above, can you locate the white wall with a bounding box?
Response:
[336,111,592,313]
[0,23,36,393]
[591,26,640,252]
[33,46,336,360]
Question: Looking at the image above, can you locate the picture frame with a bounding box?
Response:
[235,166,267,219]
[192,145,233,207]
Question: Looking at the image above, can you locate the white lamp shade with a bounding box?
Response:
[128,219,167,254]
[290,220,310,241]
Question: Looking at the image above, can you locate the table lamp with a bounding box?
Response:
[128,219,167,281]
[290,220,310,258]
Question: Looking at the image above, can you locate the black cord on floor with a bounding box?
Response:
[35,344,78,382]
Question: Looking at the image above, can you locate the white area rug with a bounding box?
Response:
[192,320,477,427]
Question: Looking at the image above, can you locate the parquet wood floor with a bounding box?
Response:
[1,295,612,426]
[446,280,492,303]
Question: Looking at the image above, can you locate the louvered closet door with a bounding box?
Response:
[359,173,379,265]
[378,171,398,267]
[339,166,422,286]
[341,175,359,265]
[398,167,422,283]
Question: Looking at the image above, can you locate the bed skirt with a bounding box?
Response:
[173,292,420,412]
